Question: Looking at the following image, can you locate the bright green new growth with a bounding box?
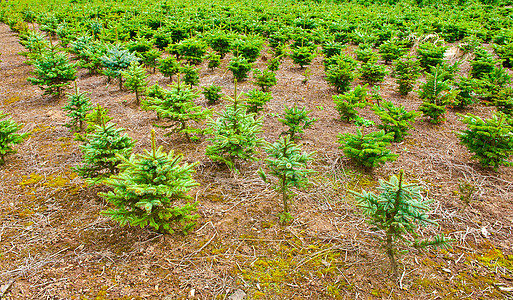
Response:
[27,51,77,98]
[378,39,408,64]
[146,78,211,141]
[337,129,397,168]
[0,111,30,165]
[62,84,93,132]
[74,122,135,185]
[121,61,148,105]
[372,101,419,142]
[278,104,317,140]
[99,130,199,234]
[158,56,180,82]
[457,112,513,170]
[252,68,277,92]
[350,170,453,278]
[258,135,315,224]
[206,82,265,172]
[243,89,273,114]
[206,52,221,70]
[333,84,369,122]
[418,66,459,124]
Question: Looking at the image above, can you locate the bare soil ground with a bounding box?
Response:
[0,23,512,299]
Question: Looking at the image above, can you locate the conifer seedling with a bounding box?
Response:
[74,121,135,185]
[258,135,315,224]
[243,89,273,114]
[337,129,397,169]
[62,83,93,132]
[457,112,513,170]
[121,61,149,105]
[146,77,211,141]
[278,104,317,140]
[333,85,369,122]
[100,130,199,234]
[158,56,180,82]
[372,101,419,142]
[206,81,265,172]
[0,111,30,165]
[27,51,77,98]
[350,170,453,278]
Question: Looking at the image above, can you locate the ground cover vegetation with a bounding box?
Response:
[1,0,513,297]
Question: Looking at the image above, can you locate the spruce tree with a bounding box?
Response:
[418,66,458,124]
[243,89,273,114]
[333,85,369,122]
[0,111,30,165]
[252,68,277,92]
[146,77,211,141]
[206,82,265,172]
[99,130,199,234]
[337,129,397,168]
[258,136,315,224]
[158,56,180,82]
[201,84,223,106]
[100,44,139,90]
[350,170,453,278]
[372,101,419,142]
[457,112,513,170]
[27,51,77,98]
[228,56,253,81]
[393,56,422,96]
[121,61,149,105]
[360,59,389,86]
[74,122,135,185]
[62,84,93,132]
[278,104,317,140]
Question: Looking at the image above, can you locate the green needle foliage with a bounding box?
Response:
[0,111,30,165]
[27,51,77,98]
[325,54,358,93]
[258,136,315,224]
[418,66,459,124]
[175,38,208,65]
[252,68,277,92]
[228,56,253,81]
[146,78,211,141]
[100,44,139,90]
[206,31,232,59]
[99,130,200,234]
[393,56,422,96]
[453,75,482,109]
[372,101,420,142]
[181,64,200,87]
[158,56,180,82]
[62,84,93,132]
[360,59,390,85]
[278,104,317,140]
[417,42,447,70]
[243,89,273,114]
[206,52,221,70]
[355,44,377,63]
[206,83,265,172]
[74,122,135,185]
[457,112,513,170]
[333,84,369,122]
[378,39,408,64]
[202,84,223,105]
[121,62,149,105]
[290,46,316,69]
[350,170,453,279]
[494,87,513,115]
[337,129,397,169]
